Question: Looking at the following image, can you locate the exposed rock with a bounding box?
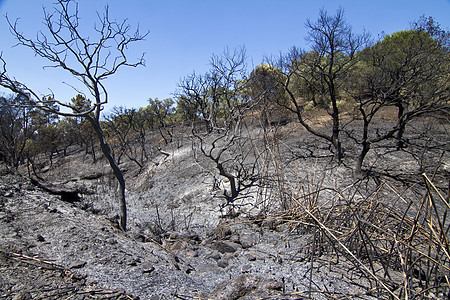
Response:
[193,263,221,274]
[241,264,252,273]
[12,291,32,300]
[29,176,90,203]
[36,234,45,242]
[217,258,229,268]
[206,250,222,260]
[69,260,86,269]
[261,217,279,230]
[142,263,155,274]
[164,239,189,251]
[246,252,258,261]
[239,232,259,248]
[210,241,240,254]
[209,275,283,299]
[185,250,198,257]
[213,224,233,239]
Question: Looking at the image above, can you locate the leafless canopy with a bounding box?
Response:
[3,0,148,118]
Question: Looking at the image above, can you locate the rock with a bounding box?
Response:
[241,264,252,273]
[186,233,201,244]
[209,275,284,299]
[246,253,258,261]
[225,252,239,260]
[213,225,233,239]
[230,234,240,244]
[264,279,284,291]
[36,234,45,242]
[239,232,258,249]
[127,258,140,266]
[185,250,198,257]
[134,232,161,244]
[217,259,229,268]
[167,231,183,240]
[208,275,259,299]
[29,176,87,202]
[79,244,88,251]
[183,264,195,274]
[261,217,279,230]
[194,263,221,274]
[142,263,155,274]
[210,241,240,254]
[167,239,188,251]
[207,250,222,260]
[107,238,117,245]
[69,260,86,269]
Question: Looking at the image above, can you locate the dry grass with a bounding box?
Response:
[265,171,450,299]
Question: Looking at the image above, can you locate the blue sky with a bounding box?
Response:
[1,0,449,110]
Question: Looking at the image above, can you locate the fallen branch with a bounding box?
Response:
[30,175,92,202]
[8,251,65,270]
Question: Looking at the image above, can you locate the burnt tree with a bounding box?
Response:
[0,0,148,230]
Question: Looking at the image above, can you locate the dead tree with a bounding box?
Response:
[192,123,260,207]
[0,0,148,231]
[270,8,369,162]
[180,47,260,207]
[177,47,248,134]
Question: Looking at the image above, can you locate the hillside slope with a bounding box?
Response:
[1,117,448,299]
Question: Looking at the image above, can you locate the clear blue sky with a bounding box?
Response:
[1,0,449,111]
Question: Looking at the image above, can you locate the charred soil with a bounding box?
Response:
[0,115,448,299]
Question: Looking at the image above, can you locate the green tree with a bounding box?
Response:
[0,94,34,168]
[57,117,80,156]
[347,17,449,175]
[248,63,288,128]
[104,106,142,168]
[69,95,97,161]
[30,108,63,166]
[290,50,328,109]
[147,98,175,144]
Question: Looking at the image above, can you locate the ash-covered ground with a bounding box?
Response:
[0,116,448,299]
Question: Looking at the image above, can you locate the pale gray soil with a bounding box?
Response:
[0,116,448,299]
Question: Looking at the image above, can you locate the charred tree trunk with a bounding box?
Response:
[355,106,372,177]
[88,116,127,231]
[355,142,370,178]
[396,122,407,150]
[395,102,406,150]
[328,72,343,163]
[215,158,238,201]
